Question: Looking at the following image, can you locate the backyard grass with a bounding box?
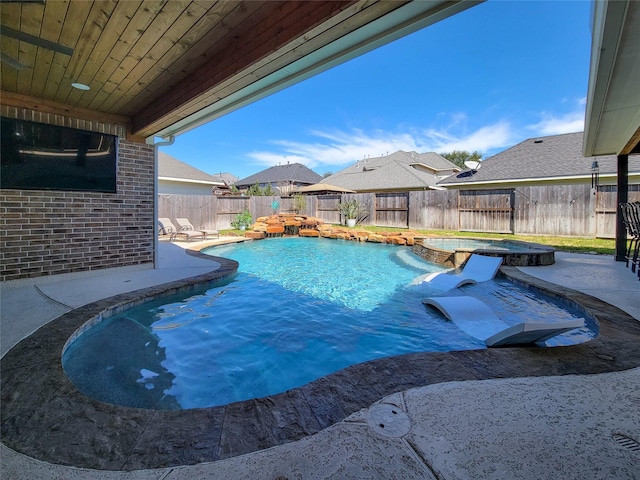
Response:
[364,226,616,256]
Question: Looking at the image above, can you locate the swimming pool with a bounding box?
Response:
[62,238,594,410]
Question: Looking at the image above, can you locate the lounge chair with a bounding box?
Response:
[422,296,584,347]
[175,218,220,239]
[421,254,503,290]
[158,218,204,242]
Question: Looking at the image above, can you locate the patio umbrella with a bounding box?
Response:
[294,183,357,194]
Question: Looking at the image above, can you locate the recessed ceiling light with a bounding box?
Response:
[71,82,90,91]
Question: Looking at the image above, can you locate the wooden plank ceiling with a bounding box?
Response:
[0,1,470,139]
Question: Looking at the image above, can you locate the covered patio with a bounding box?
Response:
[2,1,640,479]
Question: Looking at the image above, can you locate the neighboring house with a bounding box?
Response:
[213,172,239,194]
[158,152,227,195]
[322,150,461,193]
[234,163,323,194]
[437,132,640,189]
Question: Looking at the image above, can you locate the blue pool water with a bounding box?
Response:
[421,237,541,252]
[62,238,594,410]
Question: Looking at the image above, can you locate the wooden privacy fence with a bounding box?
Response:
[458,189,514,233]
[159,184,640,237]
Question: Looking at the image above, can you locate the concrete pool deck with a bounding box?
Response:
[1,240,640,479]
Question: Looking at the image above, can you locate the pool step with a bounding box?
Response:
[393,248,434,271]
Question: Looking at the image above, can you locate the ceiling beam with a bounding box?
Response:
[0,24,73,55]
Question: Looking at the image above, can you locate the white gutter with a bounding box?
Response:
[440,172,637,188]
[148,135,175,268]
[159,176,225,186]
[583,0,630,156]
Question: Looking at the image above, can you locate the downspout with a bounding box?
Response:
[149,135,175,268]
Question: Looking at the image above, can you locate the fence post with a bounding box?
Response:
[509,190,516,234]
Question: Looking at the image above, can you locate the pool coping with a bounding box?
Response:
[2,252,640,471]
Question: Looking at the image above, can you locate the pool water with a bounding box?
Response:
[421,238,540,252]
[62,238,594,410]
[209,237,442,312]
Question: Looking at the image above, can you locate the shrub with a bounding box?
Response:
[231,209,253,229]
[293,194,307,214]
[337,199,366,221]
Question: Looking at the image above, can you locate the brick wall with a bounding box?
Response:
[1,136,155,282]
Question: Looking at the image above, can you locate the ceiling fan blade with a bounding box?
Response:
[0,52,27,70]
[0,25,73,56]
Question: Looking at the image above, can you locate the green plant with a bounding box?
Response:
[292,194,307,214]
[246,182,262,196]
[271,200,280,214]
[337,199,366,220]
[246,182,276,196]
[231,209,253,229]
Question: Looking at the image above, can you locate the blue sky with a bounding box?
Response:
[160,0,591,180]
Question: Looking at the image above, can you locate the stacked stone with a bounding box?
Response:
[316,226,419,245]
[244,213,420,245]
[249,214,323,239]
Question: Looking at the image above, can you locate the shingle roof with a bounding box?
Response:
[235,163,323,187]
[438,132,640,186]
[214,172,238,185]
[322,151,460,192]
[158,152,225,184]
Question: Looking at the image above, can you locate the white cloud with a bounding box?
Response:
[422,121,513,154]
[248,129,422,170]
[528,100,586,136]
[247,120,516,172]
[528,112,584,136]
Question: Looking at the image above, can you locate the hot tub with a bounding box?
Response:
[412,237,555,267]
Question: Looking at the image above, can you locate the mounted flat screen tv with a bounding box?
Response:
[1,117,118,193]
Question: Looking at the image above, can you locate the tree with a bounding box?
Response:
[247,182,263,196]
[292,194,307,214]
[263,184,276,196]
[439,150,483,169]
[245,182,277,196]
[322,171,333,178]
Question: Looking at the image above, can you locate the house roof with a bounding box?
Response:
[235,163,323,188]
[323,151,460,192]
[213,173,239,186]
[158,152,225,186]
[438,132,640,187]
